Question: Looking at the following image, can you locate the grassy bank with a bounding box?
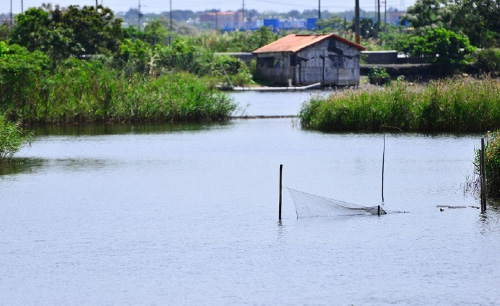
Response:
[299,78,500,133]
[0,59,236,124]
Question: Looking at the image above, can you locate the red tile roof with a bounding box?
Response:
[253,34,366,54]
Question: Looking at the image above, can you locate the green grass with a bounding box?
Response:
[299,78,500,133]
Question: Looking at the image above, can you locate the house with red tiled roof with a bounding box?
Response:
[253,34,365,86]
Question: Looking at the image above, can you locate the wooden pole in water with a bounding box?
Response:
[382,135,385,202]
[279,164,283,221]
[480,138,487,212]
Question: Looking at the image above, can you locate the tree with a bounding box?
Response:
[398,28,475,72]
[58,5,124,56]
[451,0,500,47]
[400,0,452,31]
[9,5,124,60]
[0,42,50,114]
[316,16,344,32]
[400,0,499,47]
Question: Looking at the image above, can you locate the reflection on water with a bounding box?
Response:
[0,158,109,176]
[478,199,500,234]
[0,158,46,176]
[33,121,232,136]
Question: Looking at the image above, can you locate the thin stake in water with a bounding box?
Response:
[480,138,487,212]
[279,164,283,221]
[382,134,385,203]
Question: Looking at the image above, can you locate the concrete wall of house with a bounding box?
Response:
[255,38,361,86]
[255,52,295,85]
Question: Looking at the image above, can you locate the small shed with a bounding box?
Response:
[253,34,365,86]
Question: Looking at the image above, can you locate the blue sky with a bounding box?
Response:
[5,0,415,15]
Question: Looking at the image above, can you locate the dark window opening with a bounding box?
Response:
[257,56,275,68]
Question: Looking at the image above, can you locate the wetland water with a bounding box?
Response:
[1,91,499,305]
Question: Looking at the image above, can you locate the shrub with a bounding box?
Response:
[0,113,33,160]
[368,67,390,85]
[398,28,475,73]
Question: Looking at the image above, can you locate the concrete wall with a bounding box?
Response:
[255,52,295,85]
[255,38,361,86]
[362,51,428,65]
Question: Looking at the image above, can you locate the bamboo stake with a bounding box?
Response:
[480,138,487,212]
[279,164,283,221]
[382,134,385,202]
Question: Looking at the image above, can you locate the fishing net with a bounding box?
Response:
[286,187,387,218]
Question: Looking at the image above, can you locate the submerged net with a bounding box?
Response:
[286,187,387,218]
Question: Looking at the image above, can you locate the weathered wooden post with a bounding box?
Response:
[480,138,487,212]
[279,164,283,221]
[377,205,381,216]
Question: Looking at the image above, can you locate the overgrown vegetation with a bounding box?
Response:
[0,112,32,160]
[300,78,500,133]
[1,7,242,127]
[0,55,235,124]
[475,131,500,197]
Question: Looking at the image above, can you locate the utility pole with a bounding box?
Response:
[21,0,23,13]
[137,0,143,30]
[10,0,13,28]
[242,0,245,30]
[377,0,381,32]
[95,0,98,7]
[170,0,173,31]
[318,0,321,19]
[384,0,387,32]
[355,0,360,44]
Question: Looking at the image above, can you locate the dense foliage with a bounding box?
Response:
[0,112,32,160]
[401,0,500,47]
[10,6,123,61]
[299,78,500,133]
[397,28,475,71]
[0,6,242,128]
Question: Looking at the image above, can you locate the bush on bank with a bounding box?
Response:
[0,113,32,160]
[299,78,500,133]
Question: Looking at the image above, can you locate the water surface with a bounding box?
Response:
[1,92,499,305]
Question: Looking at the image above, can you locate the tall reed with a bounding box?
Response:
[300,78,500,133]
[2,59,236,124]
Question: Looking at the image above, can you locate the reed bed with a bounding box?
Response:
[1,60,236,124]
[299,78,500,133]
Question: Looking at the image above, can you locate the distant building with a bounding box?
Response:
[199,11,244,29]
[253,34,365,86]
